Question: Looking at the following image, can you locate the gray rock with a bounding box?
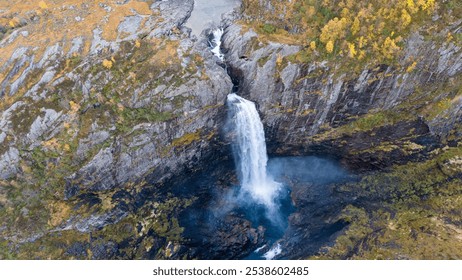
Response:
[37,44,62,69]
[9,55,35,96]
[69,148,116,193]
[57,207,127,232]
[117,15,144,40]
[76,130,110,160]
[25,70,56,99]
[68,37,84,56]
[149,0,194,37]
[0,147,20,180]
[26,109,63,145]
[0,132,6,144]
[222,22,462,157]
[0,47,31,97]
[89,28,117,55]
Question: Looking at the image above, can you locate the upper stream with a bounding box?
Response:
[185,0,241,37]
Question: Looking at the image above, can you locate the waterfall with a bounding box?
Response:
[227,93,281,214]
[210,28,224,61]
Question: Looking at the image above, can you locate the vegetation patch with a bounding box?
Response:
[171,130,202,147]
[313,144,462,259]
[242,0,444,74]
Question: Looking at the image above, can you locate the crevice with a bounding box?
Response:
[226,63,244,94]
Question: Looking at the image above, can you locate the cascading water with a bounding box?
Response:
[173,17,354,259]
[227,93,282,218]
[210,27,287,259]
[209,28,281,211]
[210,28,224,61]
[175,26,351,260]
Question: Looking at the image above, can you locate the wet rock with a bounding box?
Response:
[277,182,353,259]
[185,214,265,260]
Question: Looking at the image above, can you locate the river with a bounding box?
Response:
[185,0,241,37]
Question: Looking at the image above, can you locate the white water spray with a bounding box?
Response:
[210,28,224,61]
[263,243,282,260]
[227,93,281,215]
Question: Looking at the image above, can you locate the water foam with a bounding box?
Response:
[227,93,281,217]
[263,243,282,260]
[210,28,224,61]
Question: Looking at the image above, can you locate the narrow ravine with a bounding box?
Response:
[170,24,357,259]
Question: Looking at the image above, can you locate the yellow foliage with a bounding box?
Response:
[320,17,348,44]
[69,100,80,114]
[352,17,360,35]
[47,201,71,227]
[63,144,71,152]
[406,0,418,14]
[102,59,113,69]
[172,131,201,147]
[8,18,19,28]
[348,42,357,58]
[310,41,316,51]
[326,40,334,54]
[406,61,417,72]
[416,0,435,11]
[307,6,316,17]
[42,138,60,150]
[151,40,180,67]
[381,37,401,59]
[401,9,412,27]
[276,53,283,66]
[38,1,48,9]
[358,36,366,49]
[242,0,438,64]
[423,0,436,12]
[135,40,141,48]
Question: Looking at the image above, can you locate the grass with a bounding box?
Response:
[313,144,462,259]
[171,130,202,147]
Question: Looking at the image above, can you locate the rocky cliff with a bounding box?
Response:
[1,0,462,259]
[221,0,462,259]
[223,7,462,170]
[0,0,235,259]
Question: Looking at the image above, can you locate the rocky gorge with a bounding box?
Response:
[0,0,462,259]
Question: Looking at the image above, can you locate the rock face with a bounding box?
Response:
[222,20,462,169]
[1,0,462,260]
[220,6,462,259]
[0,0,231,187]
[0,0,234,259]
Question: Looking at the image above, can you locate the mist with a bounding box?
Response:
[268,156,350,186]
